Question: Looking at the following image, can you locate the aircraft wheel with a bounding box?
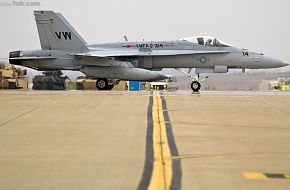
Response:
[96,79,108,90]
[191,81,201,92]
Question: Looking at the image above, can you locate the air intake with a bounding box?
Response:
[9,51,22,65]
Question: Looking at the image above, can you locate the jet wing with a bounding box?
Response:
[74,50,139,57]
[73,49,229,57]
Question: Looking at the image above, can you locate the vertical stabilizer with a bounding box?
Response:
[34,10,88,51]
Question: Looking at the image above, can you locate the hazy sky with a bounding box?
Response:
[0,0,289,72]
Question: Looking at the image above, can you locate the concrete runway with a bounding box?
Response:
[0,91,290,190]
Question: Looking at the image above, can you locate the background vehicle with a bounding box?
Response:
[0,64,28,89]
[32,71,68,90]
[150,75,178,91]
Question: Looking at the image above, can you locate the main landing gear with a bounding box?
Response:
[96,79,115,90]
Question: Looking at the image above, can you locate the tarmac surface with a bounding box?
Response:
[0,90,290,190]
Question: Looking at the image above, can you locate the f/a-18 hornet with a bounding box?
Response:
[9,11,288,91]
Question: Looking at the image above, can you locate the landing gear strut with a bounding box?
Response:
[175,69,207,92]
[96,79,114,90]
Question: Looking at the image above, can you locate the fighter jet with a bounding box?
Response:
[9,10,288,91]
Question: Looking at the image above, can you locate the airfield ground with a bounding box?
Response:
[0,91,290,190]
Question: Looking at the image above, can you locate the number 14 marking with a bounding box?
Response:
[243,51,249,56]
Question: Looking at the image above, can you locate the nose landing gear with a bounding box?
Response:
[175,68,208,92]
[191,80,201,92]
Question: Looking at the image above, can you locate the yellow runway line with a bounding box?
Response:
[148,91,172,190]
[243,172,290,180]
[242,172,268,180]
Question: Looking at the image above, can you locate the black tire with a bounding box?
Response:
[76,83,84,90]
[32,81,40,90]
[96,79,108,90]
[105,84,114,90]
[32,83,37,90]
[8,82,17,89]
[47,83,53,90]
[191,81,201,92]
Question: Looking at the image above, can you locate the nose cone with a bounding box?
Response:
[260,55,287,68]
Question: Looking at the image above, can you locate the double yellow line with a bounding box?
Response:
[148,91,172,190]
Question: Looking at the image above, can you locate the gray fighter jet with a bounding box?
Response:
[9,11,288,91]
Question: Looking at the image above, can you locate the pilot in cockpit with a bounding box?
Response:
[205,39,212,46]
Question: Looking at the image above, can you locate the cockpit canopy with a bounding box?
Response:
[179,36,232,47]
